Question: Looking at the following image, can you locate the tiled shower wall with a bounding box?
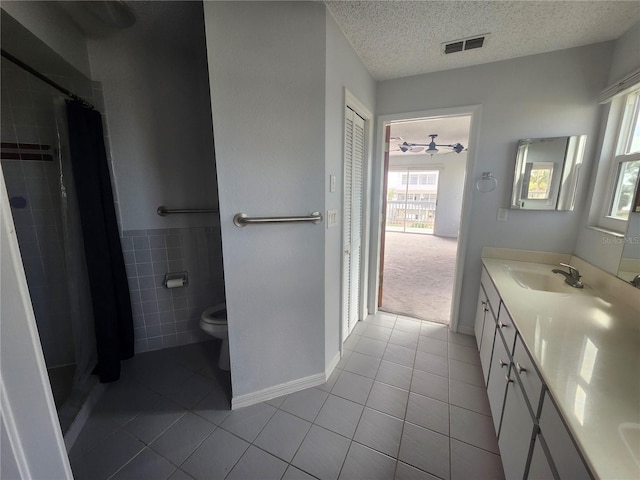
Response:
[0,60,101,368]
[122,226,225,353]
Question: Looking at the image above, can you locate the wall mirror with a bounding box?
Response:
[510,135,587,210]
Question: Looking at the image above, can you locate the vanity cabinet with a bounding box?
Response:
[474,266,593,480]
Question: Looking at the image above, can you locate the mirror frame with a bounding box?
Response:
[510,135,587,211]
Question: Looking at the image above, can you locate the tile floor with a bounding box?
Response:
[68,313,505,480]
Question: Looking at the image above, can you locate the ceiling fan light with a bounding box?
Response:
[427,146,439,154]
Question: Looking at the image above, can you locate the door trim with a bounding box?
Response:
[368,105,482,333]
[340,89,373,352]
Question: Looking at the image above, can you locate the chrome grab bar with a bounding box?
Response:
[233,212,323,227]
[157,206,219,216]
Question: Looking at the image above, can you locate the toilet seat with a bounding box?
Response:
[201,306,227,325]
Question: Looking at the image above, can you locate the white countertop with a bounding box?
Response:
[482,257,640,480]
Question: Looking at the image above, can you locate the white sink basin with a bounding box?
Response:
[508,268,593,295]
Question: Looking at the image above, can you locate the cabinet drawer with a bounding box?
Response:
[539,393,592,479]
[496,307,516,355]
[513,335,543,418]
[481,267,501,317]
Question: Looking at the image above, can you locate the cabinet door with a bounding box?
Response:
[479,306,497,383]
[527,433,556,480]
[498,366,536,480]
[474,286,489,349]
[487,331,510,433]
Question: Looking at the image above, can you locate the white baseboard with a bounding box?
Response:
[231,372,326,410]
[326,351,340,378]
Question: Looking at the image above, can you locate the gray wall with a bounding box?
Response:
[376,42,613,331]
[204,1,327,397]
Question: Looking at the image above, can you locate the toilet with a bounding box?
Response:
[199,303,230,371]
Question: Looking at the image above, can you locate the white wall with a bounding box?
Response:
[377,42,612,331]
[325,11,376,369]
[1,1,91,77]
[574,21,640,273]
[204,2,327,398]
[87,1,218,231]
[389,152,467,238]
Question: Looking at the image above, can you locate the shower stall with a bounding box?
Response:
[1,54,100,433]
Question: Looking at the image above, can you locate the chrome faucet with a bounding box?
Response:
[630,274,640,289]
[552,263,584,288]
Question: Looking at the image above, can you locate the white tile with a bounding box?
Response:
[447,342,481,366]
[394,316,422,333]
[399,422,450,480]
[69,429,145,480]
[68,414,120,458]
[449,405,499,454]
[150,412,215,466]
[448,358,485,387]
[280,387,328,422]
[220,402,277,442]
[355,337,388,358]
[331,370,374,404]
[163,373,216,409]
[406,393,449,436]
[254,410,312,462]
[317,367,342,393]
[448,331,477,348]
[191,386,231,425]
[344,332,362,350]
[344,351,382,379]
[337,349,354,369]
[365,313,397,328]
[395,461,441,480]
[375,360,413,390]
[383,343,416,368]
[339,442,397,480]
[410,369,449,403]
[226,446,288,480]
[414,351,448,377]
[417,336,448,357]
[292,425,351,480]
[92,382,161,426]
[181,428,249,480]
[420,322,448,341]
[111,448,175,480]
[365,382,409,419]
[265,394,287,408]
[450,438,505,480]
[282,466,317,480]
[449,379,491,416]
[314,394,364,438]
[362,324,393,342]
[389,329,420,349]
[123,396,186,444]
[354,408,403,457]
[168,469,195,480]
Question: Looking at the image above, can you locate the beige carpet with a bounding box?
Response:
[379,232,458,324]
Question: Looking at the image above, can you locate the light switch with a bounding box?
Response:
[327,209,337,228]
[497,208,508,222]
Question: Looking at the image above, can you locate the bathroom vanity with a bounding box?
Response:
[474,248,640,480]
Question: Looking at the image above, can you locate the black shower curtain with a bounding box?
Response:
[66,100,134,382]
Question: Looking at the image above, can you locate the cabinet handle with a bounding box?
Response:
[481,300,487,306]
[505,375,514,383]
[498,321,508,328]
[516,362,526,374]
[499,359,508,368]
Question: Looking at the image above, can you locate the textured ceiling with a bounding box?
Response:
[325,1,640,81]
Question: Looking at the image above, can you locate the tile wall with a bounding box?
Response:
[122,226,225,353]
[0,60,101,367]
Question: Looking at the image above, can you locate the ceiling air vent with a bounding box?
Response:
[442,34,489,54]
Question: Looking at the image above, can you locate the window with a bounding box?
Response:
[604,91,640,228]
[409,174,418,185]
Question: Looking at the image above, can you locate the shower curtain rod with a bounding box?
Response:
[1,49,95,110]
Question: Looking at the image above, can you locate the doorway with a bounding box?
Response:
[377,115,472,325]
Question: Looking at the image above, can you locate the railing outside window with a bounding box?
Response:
[386,200,436,234]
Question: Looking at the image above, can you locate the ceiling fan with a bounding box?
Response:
[398,134,464,154]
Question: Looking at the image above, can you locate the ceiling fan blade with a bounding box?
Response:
[410,146,424,153]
